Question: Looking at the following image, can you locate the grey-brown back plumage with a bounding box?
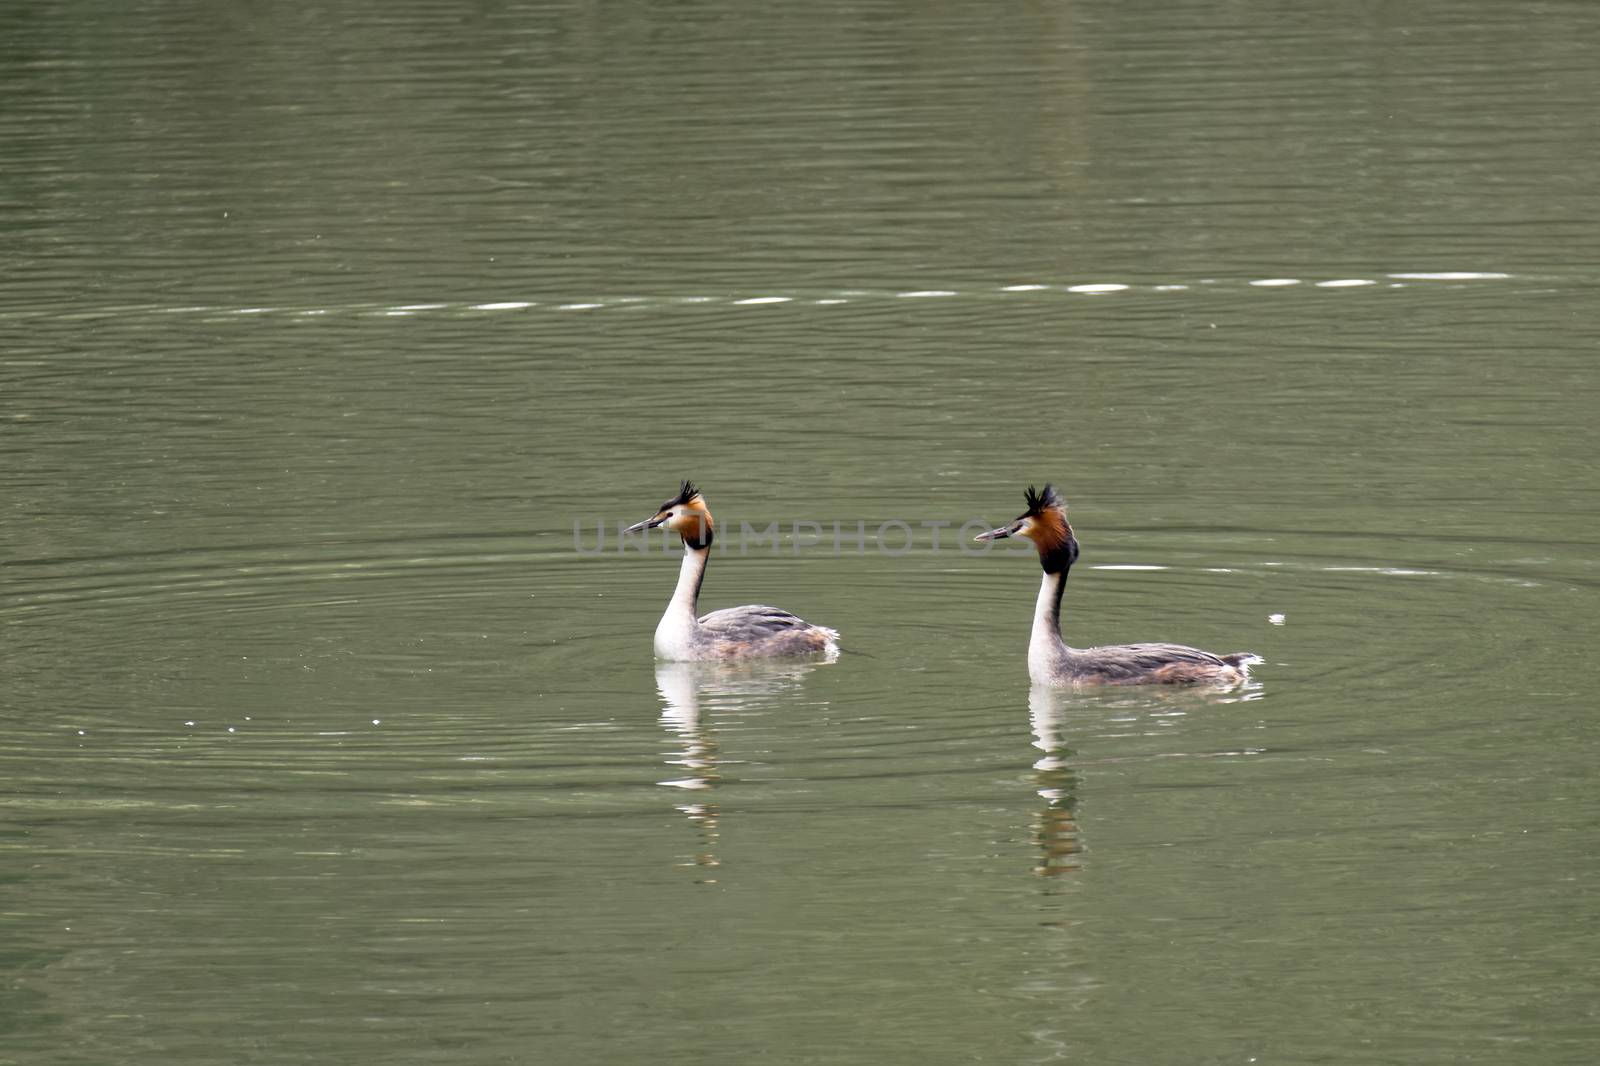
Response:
[698,605,837,657]
[1069,642,1257,685]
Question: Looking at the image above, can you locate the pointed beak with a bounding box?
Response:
[624,514,668,535]
[974,521,1021,542]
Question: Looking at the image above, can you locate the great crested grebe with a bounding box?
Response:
[624,481,840,660]
[975,484,1258,686]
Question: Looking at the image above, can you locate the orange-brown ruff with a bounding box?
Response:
[624,481,840,661]
[975,484,1258,686]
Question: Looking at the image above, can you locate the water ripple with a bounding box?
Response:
[0,270,1527,326]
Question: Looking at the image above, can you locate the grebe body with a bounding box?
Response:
[625,482,839,661]
[976,484,1257,687]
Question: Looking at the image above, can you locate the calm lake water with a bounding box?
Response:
[4,1,1599,1063]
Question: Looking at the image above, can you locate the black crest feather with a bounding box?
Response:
[1023,483,1064,516]
[664,479,701,509]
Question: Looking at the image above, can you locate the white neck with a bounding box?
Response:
[655,546,709,658]
[669,546,707,617]
[1028,570,1071,682]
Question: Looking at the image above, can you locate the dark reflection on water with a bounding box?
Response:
[654,658,837,883]
[1027,686,1084,878]
[1022,680,1271,880]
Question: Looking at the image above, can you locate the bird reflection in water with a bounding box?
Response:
[1024,680,1267,877]
[654,657,831,883]
[1028,685,1084,877]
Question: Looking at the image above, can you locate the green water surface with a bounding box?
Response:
[4,2,1598,1063]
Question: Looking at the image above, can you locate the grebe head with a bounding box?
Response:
[974,483,1079,573]
[624,479,715,549]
